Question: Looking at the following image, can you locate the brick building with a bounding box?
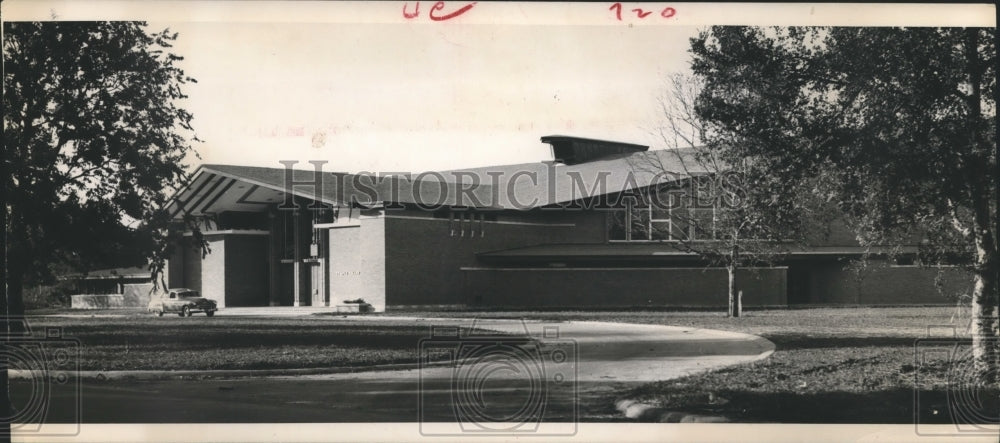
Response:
[63,266,156,309]
[162,136,972,311]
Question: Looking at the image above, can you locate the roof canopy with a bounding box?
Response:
[166,137,706,218]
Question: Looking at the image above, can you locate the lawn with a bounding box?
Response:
[387,306,999,424]
[25,306,998,423]
[19,314,499,371]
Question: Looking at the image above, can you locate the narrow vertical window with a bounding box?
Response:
[449,210,456,237]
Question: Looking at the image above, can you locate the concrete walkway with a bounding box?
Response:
[279,316,775,383]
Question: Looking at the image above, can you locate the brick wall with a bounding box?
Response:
[327,226,362,303]
[461,267,787,308]
[71,294,126,309]
[326,214,386,311]
[182,239,202,293]
[200,237,226,306]
[793,260,973,305]
[122,283,154,307]
[166,246,185,289]
[224,235,269,306]
[383,209,609,308]
[361,215,386,311]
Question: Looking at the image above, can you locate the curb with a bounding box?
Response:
[614,399,730,423]
[8,360,458,381]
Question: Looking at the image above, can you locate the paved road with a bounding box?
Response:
[10,317,773,425]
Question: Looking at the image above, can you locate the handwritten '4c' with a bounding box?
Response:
[403,2,478,21]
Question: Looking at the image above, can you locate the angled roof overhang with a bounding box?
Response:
[164,144,710,217]
[164,165,345,220]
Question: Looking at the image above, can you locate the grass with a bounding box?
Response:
[389,306,999,423]
[19,314,501,371]
[25,306,998,423]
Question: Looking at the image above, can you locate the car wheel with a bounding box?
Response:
[206,310,215,317]
[181,306,191,317]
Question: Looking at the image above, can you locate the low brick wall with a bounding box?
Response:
[789,262,974,305]
[71,294,126,309]
[122,283,155,307]
[461,267,788,308]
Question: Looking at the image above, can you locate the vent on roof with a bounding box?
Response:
[541,135,648,165]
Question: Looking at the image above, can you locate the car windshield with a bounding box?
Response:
[177,291,199,298]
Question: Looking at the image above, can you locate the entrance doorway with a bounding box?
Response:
[278,263,295,306]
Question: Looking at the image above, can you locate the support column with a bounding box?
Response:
[292,209,301,307]
[322,227,331,306]
[267,209,281,306]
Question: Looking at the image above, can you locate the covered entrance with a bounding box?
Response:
[163,165,350,307]
[163,164,386,311]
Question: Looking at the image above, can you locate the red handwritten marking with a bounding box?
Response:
[404,2,476,21]
[430,1,477,21]
[632,8,652,18]
[403,2,420,19]
[609,2,622,20]
[609,3,677,21]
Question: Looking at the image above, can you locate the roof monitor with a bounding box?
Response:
[541,135,648,165]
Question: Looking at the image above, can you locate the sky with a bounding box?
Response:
[156,21,698,173]
[4,1,993,175]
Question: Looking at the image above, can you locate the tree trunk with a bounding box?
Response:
[738,289,743,317]
[3,223,29,435]
[1,282,9,436]
[2,249,26,436]
[962,27,999,386]
[728,243,741,318]
[969,236,999,385]
[727,264,740,318]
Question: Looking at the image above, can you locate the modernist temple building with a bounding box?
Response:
[162,136,972,311]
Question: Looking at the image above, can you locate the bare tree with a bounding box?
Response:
[624,73,814,317]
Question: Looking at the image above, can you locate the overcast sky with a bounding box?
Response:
[156,21,698,173]
[5,1,992,174]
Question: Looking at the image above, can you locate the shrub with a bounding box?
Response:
[23,280,76,309]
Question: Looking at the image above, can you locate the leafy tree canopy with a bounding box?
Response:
[692,26,996,264]
[4,21,199,296]
[690,26,997,377]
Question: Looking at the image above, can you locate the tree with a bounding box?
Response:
[3,21,200,423]
[628,73,820,317]
[690,27,997,381]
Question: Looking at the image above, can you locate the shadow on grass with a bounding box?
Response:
[29,319,477,351]
[667,388,999,424]
[764,333,919,351]
[19,317,517,370]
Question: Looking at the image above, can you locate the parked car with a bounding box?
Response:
[148,288,218,317]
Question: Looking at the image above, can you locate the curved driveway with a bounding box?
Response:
[16,315,774,424]
[292,316,775,383]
